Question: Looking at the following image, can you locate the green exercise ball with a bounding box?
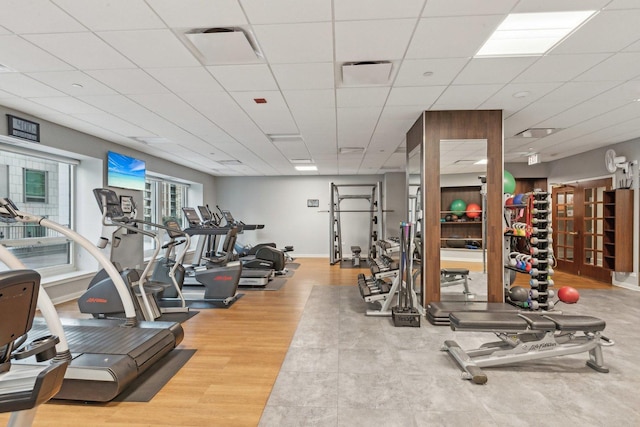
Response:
[450,199,467,216]
[504,170,516,194]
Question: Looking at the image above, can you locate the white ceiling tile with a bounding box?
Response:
[432,84,503,109]
[605,0,640,9]
[336,87,390,108]
[0,89,15,98]
[513,53,611,83]
[552,9,640,54]
[539,81,619,103]
[272,140,312,160]
[146,0,247,28]
[512,0,611,13]
[334,0,425,20]
[0,73,65,98]
[454,57,537,85]
[73,113,154,137]
[241,0,331,24]
[87,69,168,95]
[30,96,104,115]
[589,81,640,103]
[24,32,136,70]
[229,90,298,134]
[574,52,640,81]
[394,58,469,87]
[536,100,630,128]
[253,23,333,63]
[0,0,86,34]
[423,0,517,16]
[53,0,164,31]
[379,106,422,122]
[0,35,73,72]
[284,90,335,109]
[207,64,278,91]
[406,15,504,59]
[145,67,224,93]
[26,71,117,96]
[335,19,415,62]
[0,26,9,35]
[98,30,199,68]
[386,86,446,107]
[624,38,640,52]
[77,94,153,114]
[480,82,562,112]
[272,63,335,90]
[128,93,202,123]
[0,97,66,118]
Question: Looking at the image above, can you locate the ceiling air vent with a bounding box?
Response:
[515,128,563,138]
[342,61,392,85]
[185,27,262,65]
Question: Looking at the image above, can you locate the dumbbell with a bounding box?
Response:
[529,289,555,299]
[530,267,554,276]
[530,258,552,267]
[531,208,548,215]
[529,278,554,288]
[529,300,555,310]
[530,236,553,245]
[531,217,548,225]
[530,247,553,256]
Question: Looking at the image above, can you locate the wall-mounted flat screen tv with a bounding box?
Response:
[107,151,146,191]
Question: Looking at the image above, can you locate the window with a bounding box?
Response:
[143,176,189,256]
[24,169,47,202]
[0,149,74,274]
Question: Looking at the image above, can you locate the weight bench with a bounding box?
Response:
[442,311,612,384]
[351,246,362,267]
[440,268,470,295]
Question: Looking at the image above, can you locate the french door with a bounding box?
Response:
[552,178,612,283]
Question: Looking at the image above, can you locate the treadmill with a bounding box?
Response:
[182,207,272,287]
[0,197,184,402]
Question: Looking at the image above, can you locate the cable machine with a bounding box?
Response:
[329,182,384,265]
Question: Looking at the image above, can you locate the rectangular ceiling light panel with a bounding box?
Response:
[185,29,261,65]
[476,11,597,57]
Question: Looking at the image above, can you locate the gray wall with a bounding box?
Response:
[383,172,406,238]
[214,175,401,257]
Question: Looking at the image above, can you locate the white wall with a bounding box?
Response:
[214,175,397,256]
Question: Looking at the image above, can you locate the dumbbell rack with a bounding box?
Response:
[504,190,555,310]
[527,191,555,310]
[356,238,401,315]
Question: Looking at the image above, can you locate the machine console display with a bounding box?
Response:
[93,188,124,218]
[182,207,202,227]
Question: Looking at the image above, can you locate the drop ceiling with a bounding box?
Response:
[0,0,639,176]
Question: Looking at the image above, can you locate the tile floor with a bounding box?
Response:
[260,279,640,427]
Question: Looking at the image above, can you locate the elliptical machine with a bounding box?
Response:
[79,188,191,321]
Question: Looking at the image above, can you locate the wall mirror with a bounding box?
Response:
[439,139,487,301]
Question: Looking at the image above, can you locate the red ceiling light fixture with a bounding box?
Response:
[253,98,267,104]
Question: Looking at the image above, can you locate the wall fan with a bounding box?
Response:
[604,149,627,174]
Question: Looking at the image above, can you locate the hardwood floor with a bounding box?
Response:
[1,258,620,426]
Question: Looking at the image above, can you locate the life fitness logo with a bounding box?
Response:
[86,297,108,303]
[214,275,233,281]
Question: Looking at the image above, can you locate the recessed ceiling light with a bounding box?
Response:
[474,159,488,165]
[71,83,84,88]
[516,128,563,138]
[476,11,597,57]
[513,91,530,98]
[295,165,317,171]
[339,147,365,154]
[267,134,303,143]
[218,159,242,165]
[290,159,313,164]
